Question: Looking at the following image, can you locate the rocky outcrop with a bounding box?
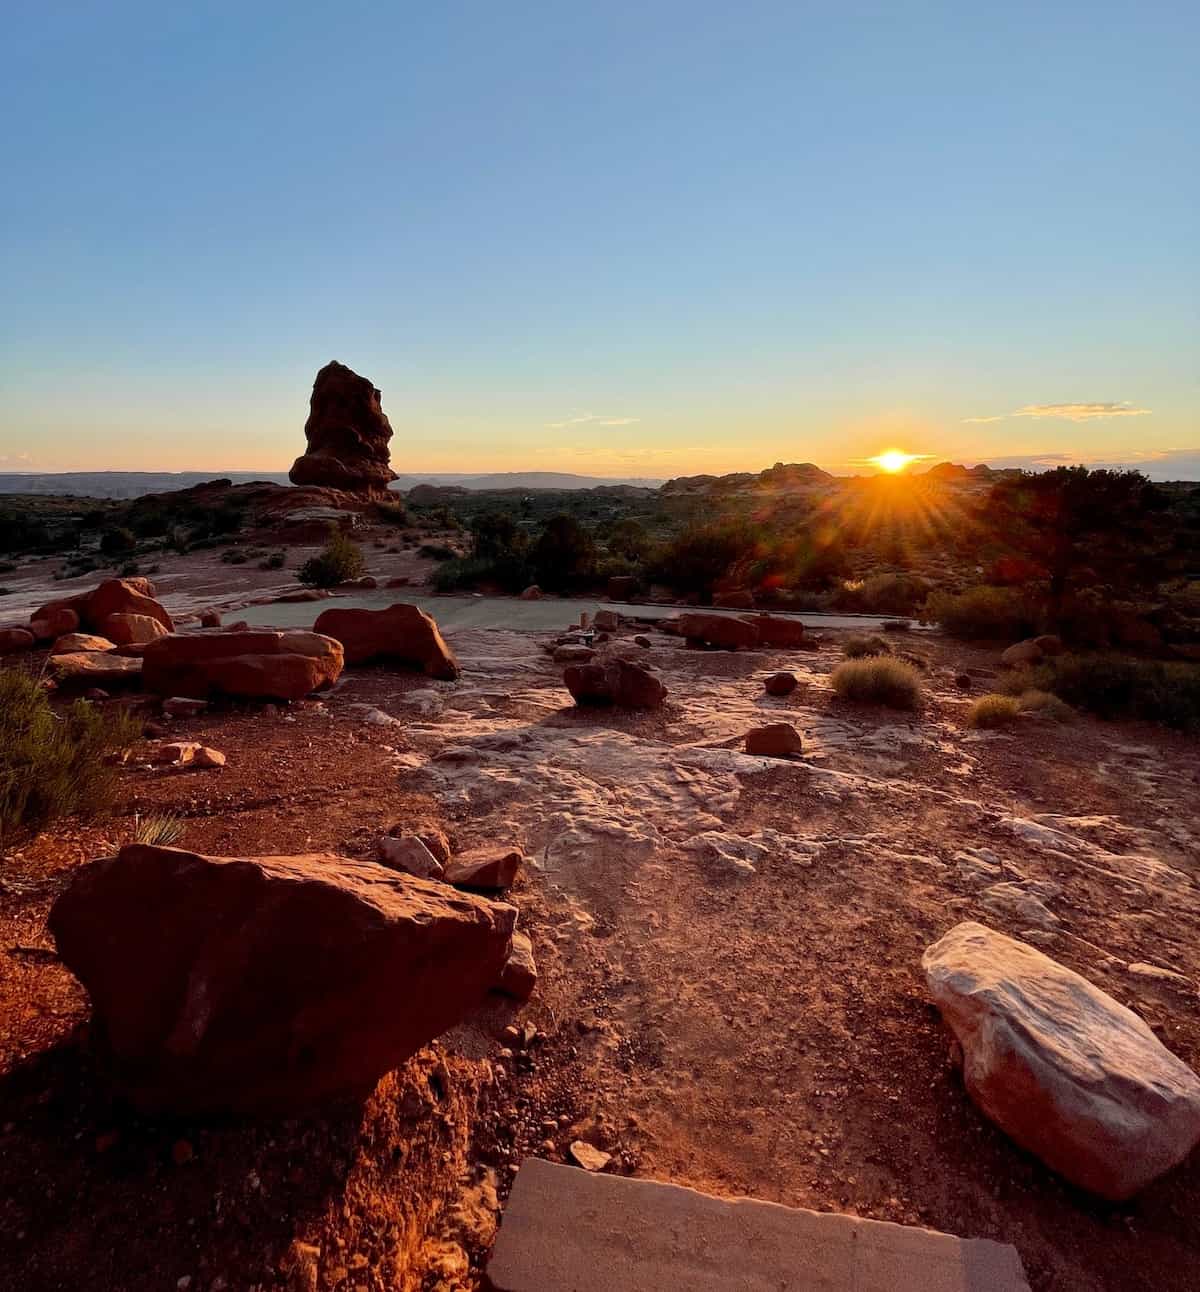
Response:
[32,578,173,641]
[289,361,398,494]
[142,630,343,700]
[101,612,169,646]
[313,603,460,679]
[923,922,1200,1199]
[563,658,667,709]
[678,612,759,651]
[49,844,516,1113]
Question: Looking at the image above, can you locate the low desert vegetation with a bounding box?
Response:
[830,657,921,710]
[1014,689,1076,723]
[967,694,1021,728]
[842,634,892,659]
[1017,653,1200,734]
[0,671,142,844]
[925,586,1040,641]
[130,812,186,846]
[297,527,366,588]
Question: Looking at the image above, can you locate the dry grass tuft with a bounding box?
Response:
[831,657,921,709]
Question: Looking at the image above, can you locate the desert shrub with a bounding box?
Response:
[1016,689,1075,723]
[925,586,1040,640]
[131,812,185,845]
[431,553,532,594]
[831,657,921,709]
[0,672,142,844]
[843,634,892,659]
[967,694,1021,728]
[531,515,596,592]
[418,543,457,561]
[373,499,408,525]
[297,527,366,588]
[1018,653,1200,733]
[648,522,756,599]
[857,572,929,615]
[259,550,286,570]
[99,526,137,556]
[605,518,652,562]
[220,549,248,565]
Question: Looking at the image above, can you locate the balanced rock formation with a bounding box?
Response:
[923,921,1200,1199]
[678,612,759,651]
[49,844,516,1113]
[289,361,398,494]
[313,603,460,680]
[142,630,343,700]
[564,657,667,709]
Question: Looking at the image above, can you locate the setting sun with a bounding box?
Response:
[870,449,919,474]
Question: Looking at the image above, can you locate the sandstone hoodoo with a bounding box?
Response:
[313,603,460,680]
[142,630,343,700]
[563,657,667,709]
[289,360,398,494]
[923,922,1200,1200]
[48,845,516,1113]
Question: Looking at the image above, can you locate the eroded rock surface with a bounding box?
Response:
[289,360,398,494]
[142,630,343,700]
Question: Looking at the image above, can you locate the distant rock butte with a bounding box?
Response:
[289,360,398,495]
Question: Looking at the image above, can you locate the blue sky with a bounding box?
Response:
[2,1,1197,476]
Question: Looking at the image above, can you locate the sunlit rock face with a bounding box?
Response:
[289,360,398,495]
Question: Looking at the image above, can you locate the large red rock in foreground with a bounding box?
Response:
[142,630,343,700]
[314,603,460,679]
[289,360,398,494]
[923,922,1200,1199]
[49,845,515,1113]
[32,577,173,638]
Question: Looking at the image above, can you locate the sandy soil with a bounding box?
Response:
[3,587,1200,1289]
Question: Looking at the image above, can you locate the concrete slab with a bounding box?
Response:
[487,1158,1031,1292]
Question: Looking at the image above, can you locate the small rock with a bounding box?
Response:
[496,932,537,1001]
[553,645,595,664]
[633,635,651,648]
[592,610,620,632]
[763,671,798,696]
[378,835,445,880]
[445,847,523,890]
[192,747,226,769]
[954,673,973,690]
[744,723,803,758]
[200,610,221,628]
[520,585,543,600]
[568,1141,611,1172]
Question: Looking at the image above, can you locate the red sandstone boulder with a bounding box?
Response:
[49,845,515,1113]
[313,603,460,680]
[563,658,667,709]
[102,612,169,646]
[51,633,116,654]
[0,627,35,654]
[750,615,807,648]
[87,578,173,632]
[678,612,759,651]
[496,931,538,1001]
[289,360,398,494]
[744,723,803,757]
[924,922,1200,1200]
[48,652,143,688]
[764,671,798,696]
[142,630,343,700]
[30,605,81,641]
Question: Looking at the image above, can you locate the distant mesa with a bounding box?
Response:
[922,461,995,481]
[289,360,398,495]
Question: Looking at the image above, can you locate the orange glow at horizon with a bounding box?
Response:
[869,449,920,474]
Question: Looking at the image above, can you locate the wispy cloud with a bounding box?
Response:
[0,451,33,466]
[963,401,1151,425]
[546,412,641,429]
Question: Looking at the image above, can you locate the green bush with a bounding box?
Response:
[431,553,532,594]
[648,522,755,599]
[0,672,142,844]
[531,515,596,592]
[857,572,929,615]
[418,543,457,561]
[1015,689,1075,723]
[99,526,137,556]
[373,499,409,526]
[843,634,892,659]
[925,586,1040,640]
[297,527,366,588]
[967,694,1021,728]
[831,658,922,709]
[1017,653,1200,733]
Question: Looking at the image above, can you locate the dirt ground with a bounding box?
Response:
[3,568,1200,1290]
